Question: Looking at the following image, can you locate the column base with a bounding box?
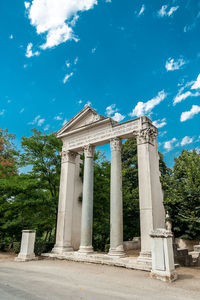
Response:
[15,253,37,262]
[51,245,74,254]
[137,251,152,265]
[150,270,178,282]
[78,246,94,254]
[108,245,126,257]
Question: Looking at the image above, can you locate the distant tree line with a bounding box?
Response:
[0,128,199,253]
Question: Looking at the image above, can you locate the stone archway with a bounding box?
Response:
[51,105,166,265]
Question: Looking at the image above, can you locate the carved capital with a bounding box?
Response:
[61,150,77,164]
[136,127,157,145]
[84,145,95,158]
[110,138,122,152]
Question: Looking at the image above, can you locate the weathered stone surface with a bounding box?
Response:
[15,230,37,262]
[150,229,177,282]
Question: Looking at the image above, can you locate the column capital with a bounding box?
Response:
[136,127,157,145]
[84,145,95,158]
[60,150,77,164]
[110,138,122,152]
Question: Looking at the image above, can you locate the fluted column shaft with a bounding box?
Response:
[79,145,95,254]
[109,138,125,257]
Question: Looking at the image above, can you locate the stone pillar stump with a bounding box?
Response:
[15,230,36,262]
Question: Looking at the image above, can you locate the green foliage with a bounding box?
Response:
[0,129,62,249]
[163,150,200,240]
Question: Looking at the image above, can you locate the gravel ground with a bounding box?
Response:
[0,252,199,300]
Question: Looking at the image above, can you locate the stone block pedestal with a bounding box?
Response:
[15,230,37,262]
[150,229,177,282]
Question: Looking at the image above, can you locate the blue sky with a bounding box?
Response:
[0,0,200,167]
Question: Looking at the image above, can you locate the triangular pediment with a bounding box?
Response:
[57,106,107,137]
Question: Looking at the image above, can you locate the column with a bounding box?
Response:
[137,122,166,264]
[52,149,77,254]
[109,138,125,257]
[78,145,95,254]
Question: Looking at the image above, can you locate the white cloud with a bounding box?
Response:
[27,0,97,50]
[85,101,92,107]
[25,42,40,58]
[24,2,30,9]
[168,6,179,16]
[165,57,186,71]
[20,108,25,113]
[112,112,125,122]
[180,105,200,122]
[105,0,112,3]
[0,109,5,116]
[9,34,14,39]
[66,61,70,68]
[74,57,78,65]
[191,73,200,89]
[28,115,45,126]
[181,136,194,146]
[63,72,73,84]
[92,47,97,53]
[38,118,45,126]
[152,118,167,128]
[106,104,118,117]
[78,99,82,104]
[173,91,200,105]
[54,115,63,121]
[159,130,167,137]
[62,119,67,126]
[130,90,167,117]
[138,4,145,16]
[164,137,177,152]
[158,5,179,17]
[44,124,50,131]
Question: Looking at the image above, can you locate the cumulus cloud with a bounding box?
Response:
[173,91,200,105]
[106,104,118,117]
[112,112,125,122]
[164,137,177,152]
[130,90,167,117]
[152,118,167,128]
[165,57,186,71]
[158,5,179,17]
[138,4,145,16]
[181,136,194,146]
[26,0,97,50]
[38,118,45,126]
[180,105,200,122]
[63,72,73,84]
[9,34,14,39]
[25,42,40,58]
[191,73,200,89]
[24,2,30,9]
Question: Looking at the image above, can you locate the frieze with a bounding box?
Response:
[63,119,140,151]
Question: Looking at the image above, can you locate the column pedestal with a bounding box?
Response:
[78,145,94,254]
[108,138,125,258]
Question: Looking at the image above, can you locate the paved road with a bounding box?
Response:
[0,259,199,300]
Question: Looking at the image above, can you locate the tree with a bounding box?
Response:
[163,149,200,240]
